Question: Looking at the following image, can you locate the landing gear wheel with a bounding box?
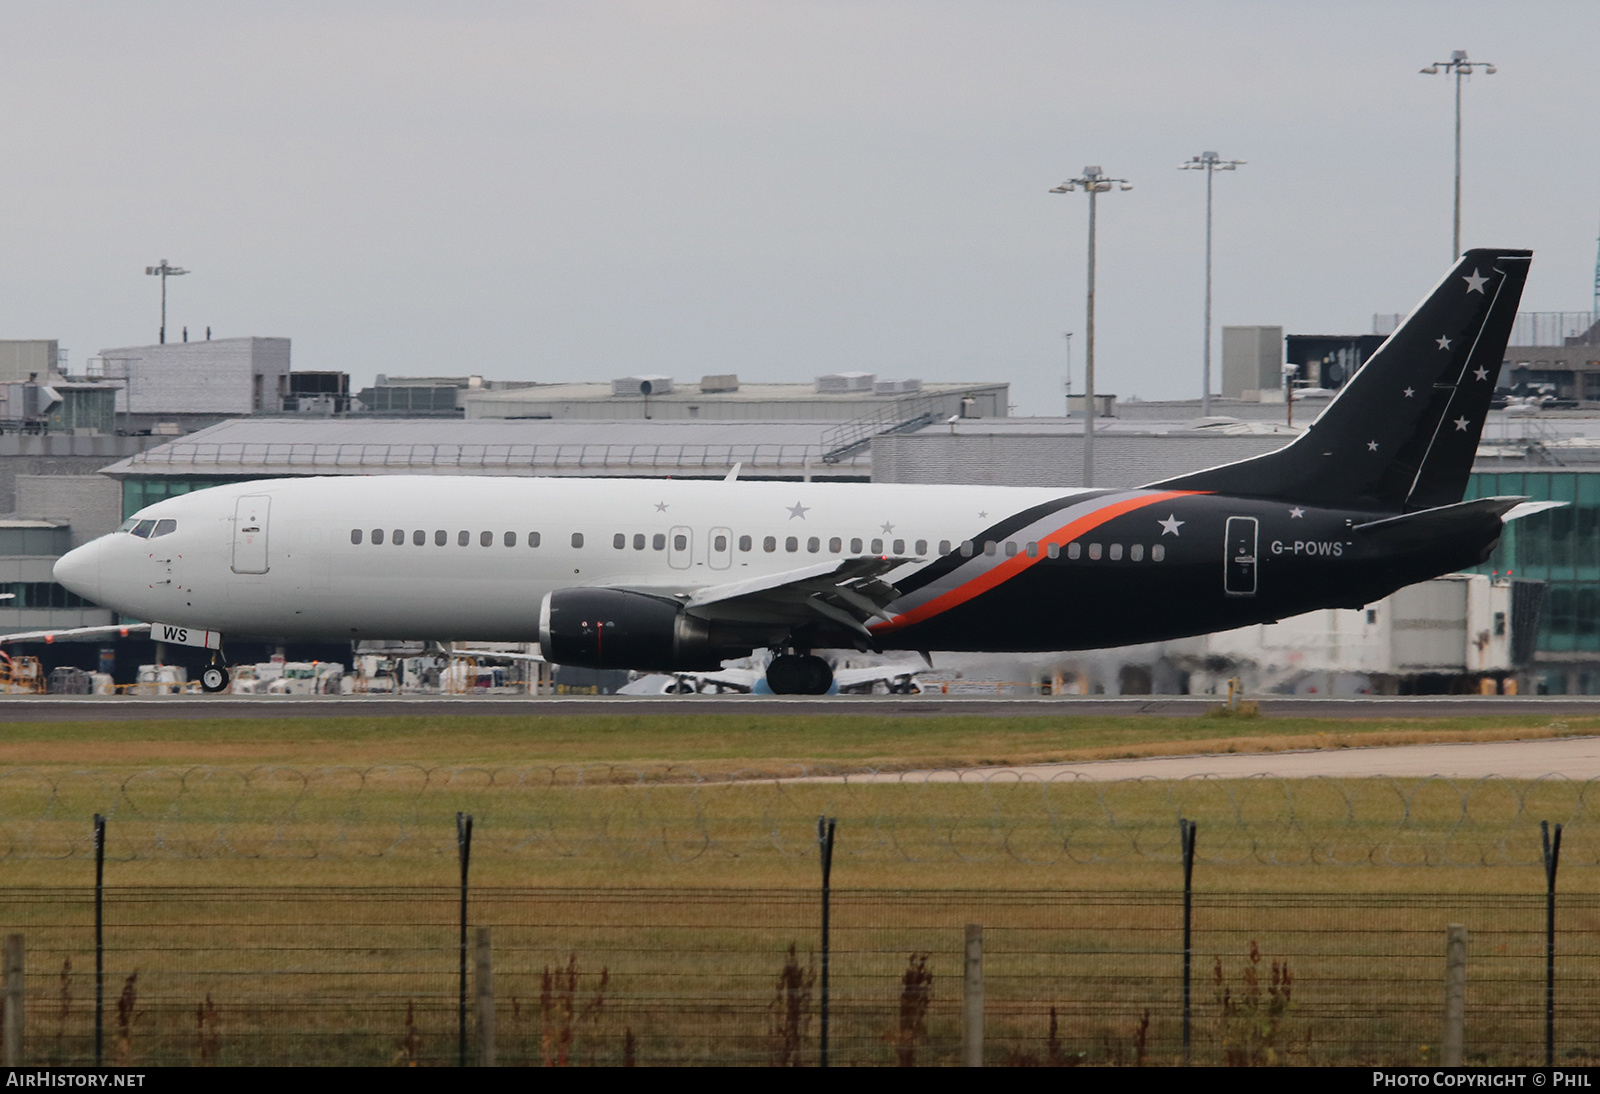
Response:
[201,660,230,694]
[766,653,835,695]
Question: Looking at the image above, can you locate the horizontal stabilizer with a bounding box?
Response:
[1352,495,1530,548]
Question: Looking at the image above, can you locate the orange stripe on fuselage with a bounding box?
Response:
[871,490,1203,634]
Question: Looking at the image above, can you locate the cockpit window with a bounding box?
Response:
[117,518,139,533]
[130,520,156,539]
[150,519,177,538]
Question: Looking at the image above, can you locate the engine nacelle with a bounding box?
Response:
[538,588,741,671]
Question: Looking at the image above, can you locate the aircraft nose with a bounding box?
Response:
[53,540,103,605]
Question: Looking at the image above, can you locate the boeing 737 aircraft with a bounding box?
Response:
[50,248,1543,694]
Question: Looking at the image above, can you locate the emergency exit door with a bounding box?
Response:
[232,495,271,574]
[1224,516,1257,596]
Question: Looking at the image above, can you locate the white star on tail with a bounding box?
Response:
[1158,515,1184,536]
[1437,335,1452,350]
[1454,416,1471,431]
[1474,366,1489,381]
[1403,387,1415,398]
[1368,440,1380,451]
[1463,269,1488,293]
[1290,507,1305,518]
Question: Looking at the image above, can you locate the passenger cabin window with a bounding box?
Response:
[614,533,626,550]
[983,541,996,556]
[151,519,177,538]
[505,531,517,547]
[1109,544,1123,560]
[1004,542,1017,557]
[829,537,842,553]
[939,540,951,555]
[1088,543,1102,560]
[871,538,883,554]
[674,534,688,551]
[372,529,385,545]
[634,534,646,550]
[916,539,927,555]
[653,534,666,551]
[528,532,541,547]
[1067,542,1081,559]
[893,539,905,554]
[351,529,363,545]
[1152,544,1165,561]
[435,530,447,546]
[1047,543,1060,559]
[131,520,156,538]
[411,529,425,546]
[1130,544,1144,561]
[785,536,799,552]
[807,537,820,553]
[458,531,470,546]
[392,529,404,546]
[1025,542,1037,558]
[851,538,863,553]
[739,535,752,552]
[763,536,777,553]
[960,541,974,557]
[571,532,584,549]
[480,531,493,547]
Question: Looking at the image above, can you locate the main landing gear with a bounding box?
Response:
[200,648,231,694]
[765,652,834,695]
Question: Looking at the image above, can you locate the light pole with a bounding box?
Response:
[1051,167,1131,488]
[1421,50,1495,259]
[1180,152,1244,418]
[144,260,190,344]
[1063,331,1073,416]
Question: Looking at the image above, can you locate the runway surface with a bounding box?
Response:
[3,694,1600,721]
[799,736,1600,782]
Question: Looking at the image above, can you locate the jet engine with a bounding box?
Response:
[538,588,751,670]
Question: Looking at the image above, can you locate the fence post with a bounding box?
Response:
[456,811,473,1069]
[962,923,983,1067]
[1443,924,1467,1067]
[1180,818,1197,1065]
[93,813,105,1068]
[817,815,836,1069]
[475,927,494,1068]
[3,934,21,1066]
[1541,820,1562,1069]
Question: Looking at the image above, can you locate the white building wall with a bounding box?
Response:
[99,338,290,415]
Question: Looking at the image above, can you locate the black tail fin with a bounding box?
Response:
[1150,248,1531,511]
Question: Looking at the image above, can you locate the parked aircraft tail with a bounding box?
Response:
[1150,248,1531,512]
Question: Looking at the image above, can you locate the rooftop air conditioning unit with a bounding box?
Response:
[612,375,674,397]
[699,373,739,393]
[815,372,876,394]
[873,378,922,395]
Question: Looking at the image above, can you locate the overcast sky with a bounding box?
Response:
[4,1,1598,415]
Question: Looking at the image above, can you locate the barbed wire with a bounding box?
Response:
[0,765,1595,866]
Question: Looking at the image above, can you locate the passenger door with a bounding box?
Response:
[232,495,271,574]
[1224,516,1257,596]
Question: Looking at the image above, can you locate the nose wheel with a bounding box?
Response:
[765,652,834,695]
[200,650,230,694]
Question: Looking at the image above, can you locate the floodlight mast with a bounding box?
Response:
[1180,152,1244,419]
[1420,50,1496,260]
[144,260,190,344]
[1051,166,1131,488]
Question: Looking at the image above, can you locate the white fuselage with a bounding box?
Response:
[57,476,1082,642]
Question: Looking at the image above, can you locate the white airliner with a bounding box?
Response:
[48,248,1545,695]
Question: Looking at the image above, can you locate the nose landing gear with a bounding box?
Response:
[200,648,230,694]
[765,652,834,695]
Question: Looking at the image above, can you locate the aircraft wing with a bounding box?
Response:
[679,555,917,641]
[449,647,546,663]
[0,622,151,645]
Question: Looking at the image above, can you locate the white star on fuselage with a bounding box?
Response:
[881,522,895,534]
[1463,270,1488,294]
[1403,387,1415,398]
[1158,515,1184,537]
[654,501,669,512]
[1368,440,1380,451]
[1436,335,1452,350]
[1290,507,1305,519]
[1474,366,1489,381]
[787,502,810,520]
[1454,416,1470,431]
